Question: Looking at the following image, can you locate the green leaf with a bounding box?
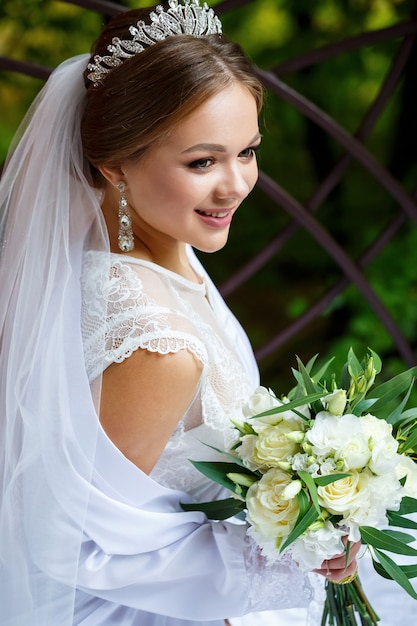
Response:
[388,510,417,530]
[181,497,245,520]
[296,487,310,519]
[314,473,351,486]
[360,526,417,556]
[348,347,363,377]
[397,496,417,516]
[280,504,319,553]
[310,356,335,384]
[385,379,415,426]
[298,470,320,513]
[250,391,325,420]
[296,356,321,395]
[341,362,351,393]
[373,559,417,580]
[373,549,417,599]
[369,367,417,417]
[352,398,377,415]
[403,426,417,454]
[189,460,252,495]
[382,529,417,545]
[367,348,382,375]
[397,408,417,428]
[195,443,248,467]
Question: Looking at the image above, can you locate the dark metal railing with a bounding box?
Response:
[1,0,416,367]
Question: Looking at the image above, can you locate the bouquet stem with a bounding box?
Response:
[322,576,379,626]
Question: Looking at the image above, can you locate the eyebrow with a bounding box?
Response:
[181,132,262,154]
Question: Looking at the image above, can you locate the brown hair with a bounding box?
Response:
[81,6,263,183]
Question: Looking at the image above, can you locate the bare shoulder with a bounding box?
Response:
[99,347,203,473]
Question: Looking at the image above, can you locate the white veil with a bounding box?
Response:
[0,54,109,625]
[0,54,251,626]
[0,51,311,626]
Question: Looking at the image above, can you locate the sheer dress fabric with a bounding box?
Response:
[78,249,312,625]
[0,55,311,626]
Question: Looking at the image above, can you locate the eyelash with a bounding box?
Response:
[188,145,261,171]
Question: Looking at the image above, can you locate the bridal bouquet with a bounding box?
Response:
[182,349,417,625]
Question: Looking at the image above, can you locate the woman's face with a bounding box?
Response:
[120,82,260,256]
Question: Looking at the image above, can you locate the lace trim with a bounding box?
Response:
[243,534,313,612]
[81,252,256,496]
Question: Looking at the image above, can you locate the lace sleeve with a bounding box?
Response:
[81,253,208,380]
[242,533,313,612]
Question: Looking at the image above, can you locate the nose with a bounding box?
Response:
[214,163,256,202]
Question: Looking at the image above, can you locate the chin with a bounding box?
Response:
[196,240,229,254]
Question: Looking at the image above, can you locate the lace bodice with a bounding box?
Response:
[81,250,256,498]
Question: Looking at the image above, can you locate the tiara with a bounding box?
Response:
[87,0,223,86]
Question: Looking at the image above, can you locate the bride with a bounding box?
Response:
[0,2,358,625]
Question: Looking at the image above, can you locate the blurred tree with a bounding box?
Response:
[1,0,416,388]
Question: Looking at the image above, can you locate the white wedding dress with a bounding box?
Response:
[79,249,416,626]
[77,248,312,626]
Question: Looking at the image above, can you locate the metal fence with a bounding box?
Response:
[1,0,416,378]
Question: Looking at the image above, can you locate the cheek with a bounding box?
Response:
[247,162,259,192]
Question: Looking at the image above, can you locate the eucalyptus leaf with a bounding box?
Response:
[397,496,417,515]
[296,487,310,519]
[189,460,251,494]
[250,392,325,419]
[369,367,417,416]
[402,425,417,454]
[299,470,320,512]
[195,443,248,467]
[360,526,417,556]
[367,348,382,375]
[385,379,415,426]
[181,497,245,520]
[381,529,417,545]
[387,510,417,530]
[314,473,351,486]
[373,559,417,580]
[296,356,321,395]
[352,398,377,415]
[348,347,363,376]
[310,357,335,384]
[373,549,417,599]
[280,505,319,553]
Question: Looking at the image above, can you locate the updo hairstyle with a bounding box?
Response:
[81,6,263,184]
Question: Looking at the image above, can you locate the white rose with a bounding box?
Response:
[396,455,417,498]
[317,470,371,517]
[238,434,265,471]
[246,468,300,540]
[254,422,304,467]
[338,472,401,541]
[291,521,346,571]
[312,458,337,477]
[322,389,347,416]
[307,412,367,465]
[242,386,281,418]
[335,432,371,471]
[361,413,399,474]
[242,387,309,432]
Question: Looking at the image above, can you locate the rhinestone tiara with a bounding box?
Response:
[87,0,223,86]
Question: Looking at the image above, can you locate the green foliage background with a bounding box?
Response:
[1,0,416,391]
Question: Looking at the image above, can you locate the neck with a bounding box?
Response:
[100,187,200,283]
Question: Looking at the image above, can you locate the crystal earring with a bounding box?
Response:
[117,181,134,252]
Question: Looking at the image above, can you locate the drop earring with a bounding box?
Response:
[117,181,134,252]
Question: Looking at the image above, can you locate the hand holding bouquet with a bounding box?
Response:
[183,349,417,625]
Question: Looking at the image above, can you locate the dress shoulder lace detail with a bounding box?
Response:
[242,534,313,612]
[81,253,208,381]
[81,251,256,497]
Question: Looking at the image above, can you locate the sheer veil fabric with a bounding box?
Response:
[0,55,312,626]
[0,54,109,624]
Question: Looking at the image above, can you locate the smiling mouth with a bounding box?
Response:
[196,210,230,218]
